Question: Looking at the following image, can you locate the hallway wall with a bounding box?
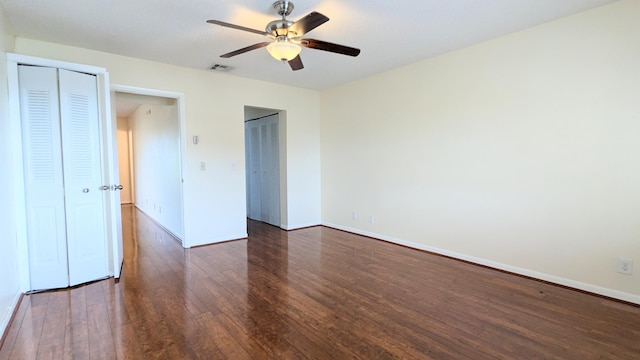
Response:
[130,103,183,239]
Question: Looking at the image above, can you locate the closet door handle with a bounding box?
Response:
[114,185,124,190]
[99,185,110,191]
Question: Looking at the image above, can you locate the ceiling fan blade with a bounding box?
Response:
[300,38,361,57]
[207,19,270,37]
[288,55,304,71]
[288,12,329,36]
[220,42,270,58]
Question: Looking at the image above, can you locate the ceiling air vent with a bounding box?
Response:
[209,64,232,72]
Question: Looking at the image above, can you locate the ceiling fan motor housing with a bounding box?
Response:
[266,19,295,37]
[269,1,296,37]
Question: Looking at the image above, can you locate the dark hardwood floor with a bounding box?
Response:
[2,205,639,359]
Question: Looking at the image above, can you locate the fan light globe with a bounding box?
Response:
[267,38,301,61]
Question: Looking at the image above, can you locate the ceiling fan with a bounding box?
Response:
[207,0,361,71]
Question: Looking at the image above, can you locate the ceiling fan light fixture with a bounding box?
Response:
[266,37,301,61]
[208,1,360,71]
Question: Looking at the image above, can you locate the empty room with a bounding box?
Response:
[0,0,639,358]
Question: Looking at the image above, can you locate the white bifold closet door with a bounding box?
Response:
[245,114,280,227]
[19,65,108,291]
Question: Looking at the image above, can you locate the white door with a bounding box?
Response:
[260,115,280,226]
[267,116,280,226]
[246,121,262,221]
[245,114,280,226]
[18,66,69,290]
[58,69,108,286]
[19,65,108,290]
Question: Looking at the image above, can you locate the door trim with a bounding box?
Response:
[111,85,187,247]
[7,53,116,291]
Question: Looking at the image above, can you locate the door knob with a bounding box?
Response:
[115,185,124,190]
[99,185,110,191]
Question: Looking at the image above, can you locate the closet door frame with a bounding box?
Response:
[7,53,122,291]
[245,114,281,227]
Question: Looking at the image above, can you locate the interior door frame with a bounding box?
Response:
[7,53,120,290]
[244,107,288,229]
[111,85,187,247]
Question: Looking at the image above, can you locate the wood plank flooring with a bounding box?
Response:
[1,204,639,359]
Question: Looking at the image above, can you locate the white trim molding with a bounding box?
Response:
[283,222,321,231]
[0,292,22,341]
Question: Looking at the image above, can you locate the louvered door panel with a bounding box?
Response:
[246,122,262,221]
[58,68,108,287]
[267,118,280,226]
[18,65,69,290]
[259,122,270,222]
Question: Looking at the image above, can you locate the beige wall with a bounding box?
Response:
[14,37,321,246]
[320,0,640,302]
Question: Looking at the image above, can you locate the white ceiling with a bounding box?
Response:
[1,0,616,90]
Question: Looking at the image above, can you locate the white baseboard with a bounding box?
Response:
[322,222,640,305]
[283,222,321,231]
[187,233,249,248]
[1,291,23,341]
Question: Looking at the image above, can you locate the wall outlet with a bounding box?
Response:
[616,258,633,275]
[352,211,357,220]
[200,162,206,171]
[368,215,374,224]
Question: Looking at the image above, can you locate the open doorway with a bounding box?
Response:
[244,106,286,228]
[114,90,185,243]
